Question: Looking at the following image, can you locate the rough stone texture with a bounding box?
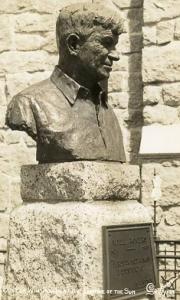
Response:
[175,18,180,40]
[0,0,143,292]
[143,86,162,106]
[3,201,151,300]
[15,13,55,33]
[144,0,180,24]
[0,51,57,74]
[162,83,180,107]
[143,43,180,83]
[142,0,180,248]
[0,16,13,53]
[21,162,140,202]
[0,215,9,239]
[112,0,143,9]
[143,26,156,46]
[156,20,174,45]
[141,163,180,207]
[143,105,179,125]
[5,71,51,100]
[0,80,6,107]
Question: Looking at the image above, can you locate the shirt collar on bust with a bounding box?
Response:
[50,66,107,106]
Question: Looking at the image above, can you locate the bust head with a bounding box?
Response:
[56,2,124,88]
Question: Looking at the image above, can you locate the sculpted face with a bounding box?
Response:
[76,27,120,82]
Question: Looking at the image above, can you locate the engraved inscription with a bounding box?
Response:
[104,225,158,299]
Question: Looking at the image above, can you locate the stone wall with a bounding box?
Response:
[0,0,144,294]
[142,0,180,240]
[0,0,180,297]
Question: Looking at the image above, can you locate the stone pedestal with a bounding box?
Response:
[3,162,153,300]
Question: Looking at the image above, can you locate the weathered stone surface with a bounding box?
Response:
[109,71,128,92]
[21,162,140,202]
[143,26,156,46]
[109,92,128,109]
[0,253,5,265]
[0,215,9,238]
[156,222,180,240]
[143,43,180,83]
[42,31,57,53]
[0,107,6,129]
[142,163,180,207]
[112,0,143,8]
[15,33,45,51]
[119,33,143,54]
[0,80,6,107]
[15,13,55,33]
[143,105,179,125]
[0,51,56,74]
[162,83,180,107]
[0,173,11,212]
[143,86,162,105]
[0,16,13,53]
[156,20,174,45]
[0,239,7,252]
[5,71,51,100]
[144,0,180,24]
[0,0,88,13]
[165,207,180,225]
[3,201,151,300]
[175,18,180,40]
[123,108,143,127]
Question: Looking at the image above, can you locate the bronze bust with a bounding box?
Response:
[6,3,126,163]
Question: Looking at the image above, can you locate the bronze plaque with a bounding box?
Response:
[103,223,159,300]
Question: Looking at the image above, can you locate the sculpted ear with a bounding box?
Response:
[66,33,81,55]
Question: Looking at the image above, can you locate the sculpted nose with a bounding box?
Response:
[108,50,120,61]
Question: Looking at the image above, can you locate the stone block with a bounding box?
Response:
[109,92,128,109]
[109,71,128,92]
[143,43,180,83]
[0,253,5,265]
[141,163,180,207]
[42,31,58,53]
[3,201,151,300]
[15,33,45,51]
[9,178,23,212]
[21,162,140,202]
[15,13,55,33]
[175,18,180,40]
[0,80,6,107]
[143,104,179,125]
[156,20,174,45]
[119,33,143,54]
[5,143,36,178]
[162,83,180,107]
[0,0,89,13]
[5,71,51,100]
[123,109,143,127]
[0,107,6,129]
[144,0,180,24]
[0,51,57,75]
[143,86,162,105]
[112,54,128,72]
[0,239,7,252]
[0,173,10,212]
[112,0,143,8]
[143,26,156,46]
[165,207,180,225]
[0,215,9,238]
[0,16,13,53]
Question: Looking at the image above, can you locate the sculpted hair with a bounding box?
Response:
[56,2,124,54]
